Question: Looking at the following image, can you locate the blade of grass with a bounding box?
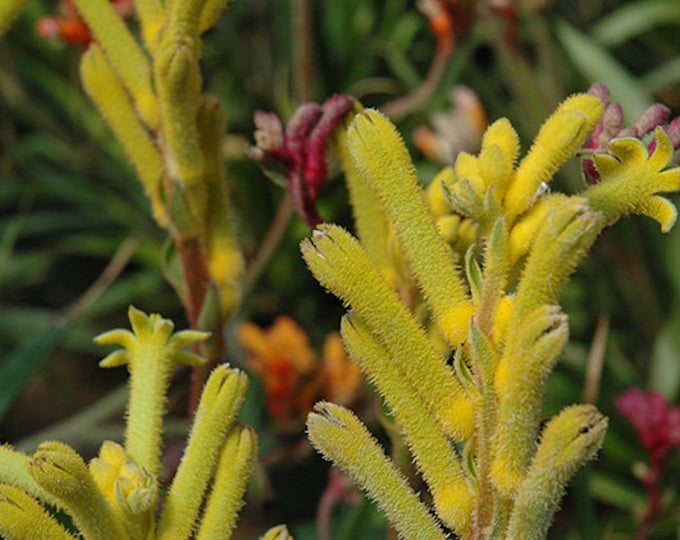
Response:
[591,0,680,46]
[555,19,651,122]
[0,325,64,421]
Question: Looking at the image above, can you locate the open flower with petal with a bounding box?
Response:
[585,127,680,232]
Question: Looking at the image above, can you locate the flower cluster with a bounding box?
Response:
[301,86,680,538]
[0,307,282,540]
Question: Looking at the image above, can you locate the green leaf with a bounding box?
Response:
[648,309,680,401]
[640,57,680,93]
[0,325,64,421]
[591,0,680,46]
[589,472,645,510]
[554,20,651,122]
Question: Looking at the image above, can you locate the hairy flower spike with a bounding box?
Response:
[307,402,447,540]
[346,109,474,346]
[491,305,569,496]
[506,405,607,539]
[196,424,257,540]
[95,306,208,478]
[300,87,680,539]
[70,0,158,128]
[156,365,249,540]
[80,44,166,227]
[505,94,603,223]
[197,95,245,318]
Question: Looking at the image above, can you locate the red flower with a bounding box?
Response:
[615,387,680,465]
[615,387,680,537]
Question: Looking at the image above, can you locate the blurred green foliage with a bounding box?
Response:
[1,0,680,537]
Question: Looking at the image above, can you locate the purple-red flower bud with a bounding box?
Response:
[251,95,355,227]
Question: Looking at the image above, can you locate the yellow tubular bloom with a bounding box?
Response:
[301,224,474,441]
[80,45,167,227]
[156,365,248,540]
[508,197,604,331]
[89,442,158,540]
[70,0,158,128]
[506,405,607,539]
[307,402,447,540]
[334,113,392,277]
[29,441,128,540]
[341,315,474,535]
[491,305,569,496]
[346,110,473,346]
[196,425,257,540]
[0,485,75,540]
[504,94,603,223]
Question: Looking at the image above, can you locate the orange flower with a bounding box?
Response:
[236,317,362,431]
[35,0,133,47]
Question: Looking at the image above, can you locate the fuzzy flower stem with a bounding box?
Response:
[301,224,474,441]
[80,44,166,227]
[333,113,391,275]
[341,314,474,535]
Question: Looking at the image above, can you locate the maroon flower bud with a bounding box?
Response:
[251,95,355,228]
